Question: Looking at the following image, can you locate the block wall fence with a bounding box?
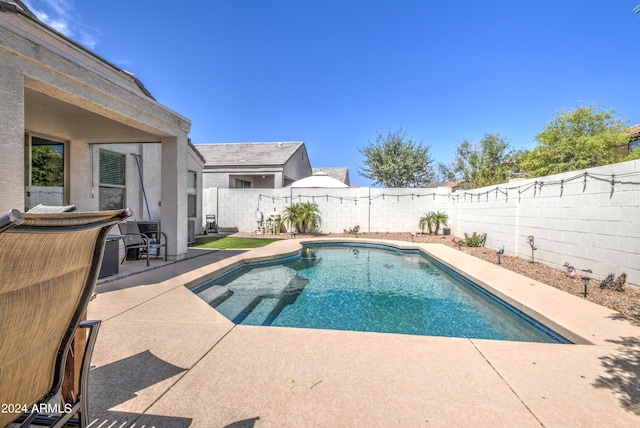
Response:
[203,159,640,286]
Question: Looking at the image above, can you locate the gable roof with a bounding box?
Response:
[1,0,155,100]
[625,124,640,141]
[312,167,350,185]
[195,142,305,167]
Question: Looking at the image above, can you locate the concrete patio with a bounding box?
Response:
[88,239,640,427]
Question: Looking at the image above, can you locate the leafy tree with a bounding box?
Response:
[625,146,640,161]
[519,105,629,177]
[438,133,518,189]
[31,145,64,186]
[358,127,435,187]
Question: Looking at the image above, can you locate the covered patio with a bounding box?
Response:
[0,3,192,259]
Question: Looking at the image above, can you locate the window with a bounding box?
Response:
[99,150,126,210]
[235,179,251,188]
[24,135,67,210]
[187,170,197,218]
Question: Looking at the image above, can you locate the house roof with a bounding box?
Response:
[195,142,305,167]
[312,167,350,185]
[1,0,155,100]
[625,124,640,141]
[188,141,206,164]
[1,1,36,19]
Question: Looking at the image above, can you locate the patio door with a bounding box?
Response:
[24,134,67,211]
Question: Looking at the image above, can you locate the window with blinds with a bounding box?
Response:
[99,150,126,210]
[187,170,197,218]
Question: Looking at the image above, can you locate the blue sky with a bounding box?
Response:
[23,1,640,186]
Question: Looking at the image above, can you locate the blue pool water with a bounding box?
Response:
[192,244,570,343]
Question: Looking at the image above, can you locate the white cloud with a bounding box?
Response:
[22,0,100,49]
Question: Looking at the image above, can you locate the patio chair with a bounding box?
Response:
[26,204,77,213]
[118,221,167,266]
[0,208,131,428]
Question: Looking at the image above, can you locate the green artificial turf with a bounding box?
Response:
[190,236,281,249]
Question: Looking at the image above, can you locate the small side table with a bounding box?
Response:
[99,235,125,278]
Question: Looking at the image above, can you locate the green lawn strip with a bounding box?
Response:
[190,236,281,249]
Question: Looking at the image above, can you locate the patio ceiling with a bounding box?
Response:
[24,87,159,143]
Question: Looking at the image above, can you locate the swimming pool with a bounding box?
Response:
[192,243,571,343]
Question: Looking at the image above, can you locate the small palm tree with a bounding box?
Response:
[282,202,321,234]
[432,210,449,235]
[419,212,435,234]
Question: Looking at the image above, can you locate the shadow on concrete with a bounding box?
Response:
[90,350,187,419]
[96,249,246,293]
[224,417,260,427]
[593,335,640,415]
[88,412,193,427]
[607,311,640,326]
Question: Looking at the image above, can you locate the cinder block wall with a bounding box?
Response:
[449,159,640,285]
[205,160,640,285]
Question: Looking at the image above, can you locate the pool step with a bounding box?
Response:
[215,292,259,321]
[207,271,309,326]
[198,285,231,305]
[241,297,280,325]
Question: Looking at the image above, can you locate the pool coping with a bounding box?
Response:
[185,238,640,347]
[87,238,640,426]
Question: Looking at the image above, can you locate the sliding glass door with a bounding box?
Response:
[24,135,67,210]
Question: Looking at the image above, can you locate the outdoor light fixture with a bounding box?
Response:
[581,276,590,298]
[497,246,504,265]
[526,235,537,263]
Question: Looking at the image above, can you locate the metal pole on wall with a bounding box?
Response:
[131,153,151,221]
[368,187,371,233]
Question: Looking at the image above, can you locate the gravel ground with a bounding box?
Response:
[287,232,640,320]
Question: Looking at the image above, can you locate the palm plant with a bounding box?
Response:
[419,212,435,234]
[282,202,321,234]
[432,210,449,235]
[419,211,449,235]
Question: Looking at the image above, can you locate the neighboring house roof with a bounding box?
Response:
[188,141,206,164]
[436,179,466,189]
[290,171,349,188]
[625,124,640,141]
[312,167,350,185]
[195,142,305,167]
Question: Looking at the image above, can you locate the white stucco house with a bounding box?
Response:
[0,0,197,260]
[195,142,312,189]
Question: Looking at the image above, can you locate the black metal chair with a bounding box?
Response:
[118,221,167,266]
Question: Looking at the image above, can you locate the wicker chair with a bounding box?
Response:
[0,208,131,427]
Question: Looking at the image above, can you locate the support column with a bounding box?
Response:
[161,135,188,260]
[0,63,25,212]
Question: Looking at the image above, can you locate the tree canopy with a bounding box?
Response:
[358,127,435,187]
[438,133,518,189]
[519,105,629,177]
[31,145,64,186]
